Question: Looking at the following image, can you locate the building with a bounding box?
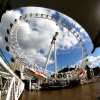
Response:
[11,57,25,80]
[93,66,100,77]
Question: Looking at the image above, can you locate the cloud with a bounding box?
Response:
[20,7,56,16]
[17,16,78,66]
[52,12,90,43]
[0,7,95,70]
[0,11,22,64]
[20,7,90,42]
[86,56,100,68]
[75,55,100,68]
[0,10,22,52]
[21,48,53,66]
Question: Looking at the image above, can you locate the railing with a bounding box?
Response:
[26,65,86,82]
[6,77,15,100]
[25,66,47,79]
[48,69,87,84]
[5,77,24,100]
[0,57,25,100]
[1,79,10,100]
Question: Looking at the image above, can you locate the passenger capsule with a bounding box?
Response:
[5,37,8,42]
[14,19,17,22]
[19,16,22,19]
[11,57,15,62]
[6,46,10,51]
[10,23,13,28]
[7,29,10,34]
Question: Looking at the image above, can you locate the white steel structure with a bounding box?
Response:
[5,13,88,78]
[44,32,58,73]
[0,57,24,100]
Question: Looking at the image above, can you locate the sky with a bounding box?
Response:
[0,7,100,72]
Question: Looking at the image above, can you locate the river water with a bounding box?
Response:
[19,81,100,100]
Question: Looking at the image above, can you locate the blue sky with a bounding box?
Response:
[0,7,100,72]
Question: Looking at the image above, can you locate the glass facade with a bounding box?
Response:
[0,49,10,71]
[0,49,10,66]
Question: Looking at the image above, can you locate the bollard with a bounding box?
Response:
[0,90,1,100]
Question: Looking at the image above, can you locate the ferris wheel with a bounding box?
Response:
[5,13,88,76]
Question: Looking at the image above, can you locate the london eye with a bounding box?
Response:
[5,13,88,78]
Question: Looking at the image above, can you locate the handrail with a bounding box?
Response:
[0,57,25,100]
[15,81,20,99]
[15,80,25,100]
[2,79,9,92]
[6,77,15,100]
[0,57,23,82]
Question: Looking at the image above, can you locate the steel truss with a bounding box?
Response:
[6,13,88,77]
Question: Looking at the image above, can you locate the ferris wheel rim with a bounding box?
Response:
[7,13,88,72]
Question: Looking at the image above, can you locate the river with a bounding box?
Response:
[19,81,100,100]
